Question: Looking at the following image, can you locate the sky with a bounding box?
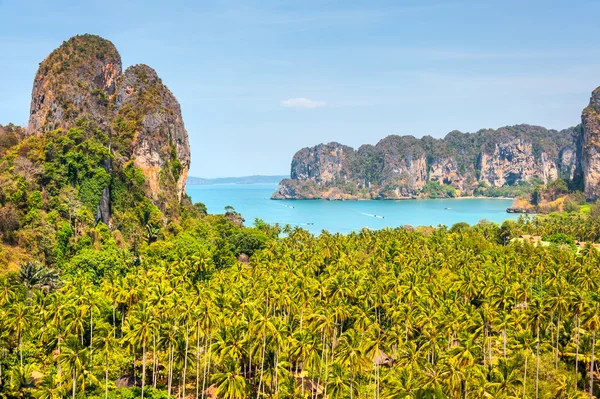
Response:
[1,0,600,178]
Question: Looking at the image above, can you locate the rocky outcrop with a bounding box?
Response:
[290,143,355,184]
[428,157,464,189]
[581,87,600,200]
[114,65,191,202]
[29,35,122,133]
[27,34,191,218]
[479,140,538,187]
[376,136,428,196]
[274,125,579,200]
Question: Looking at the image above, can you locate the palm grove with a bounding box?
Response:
[4,211,600,398]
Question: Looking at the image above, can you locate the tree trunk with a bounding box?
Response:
[183,324,189,398]
[536,322,540,399]
[153,333,157,389]
[555,314,560,369]
[483,325,487,368]
[202,335,212,399]
[19,333,23,368]
[57,332,62,385]
[316,333,325,399]
[576,315,580,377]
[90,310,94,363]
[142,342,147,399]
[196,321,201,399]
[105,356,109,399]
[274,346,279,394]
[503,326,507,360]
[523,354,528,399]
[324,343,329,399]
[301,353,305,398]
[72,367,77,399]
[257,330,267,398]
[168,340,174,399]
[590,330,596,399]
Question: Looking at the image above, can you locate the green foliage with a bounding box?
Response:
[450,221,470,233]
[193,202,207,215]
[55,221,73,259]
[26,191,43,210]
[78,167,111,211]
[421,181,456,198]
[473,180,536,198]
[65,246,130,283]
[228,228,268,257]
[253,218,281,239]
[542,232,577,250]
[563,197,580,213]
[16,261,61,293]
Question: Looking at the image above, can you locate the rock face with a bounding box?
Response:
[274,125,579,200]
[114,65,191,202]
[581,87,600,200]
[29,35,122,133]
[290,143,355,183]
[28,34,191,218]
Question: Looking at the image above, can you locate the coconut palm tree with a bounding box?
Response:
[583,293,600,399]
[212,358,249,399]
[59,340,92,399]
[124,302,153,398]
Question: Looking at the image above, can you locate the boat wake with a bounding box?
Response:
[362,212,385,219]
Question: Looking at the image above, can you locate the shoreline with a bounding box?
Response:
[271,195,516,201]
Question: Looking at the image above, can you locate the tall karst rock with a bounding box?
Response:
[29,35,122,133]
[581,87,600,200]
[27,34,191,220]
[114,64,190,203]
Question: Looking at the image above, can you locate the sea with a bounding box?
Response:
[186,183,520,235]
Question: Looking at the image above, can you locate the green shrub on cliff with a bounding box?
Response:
[421,181,456,198]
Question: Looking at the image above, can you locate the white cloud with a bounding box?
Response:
[281,97,327,109]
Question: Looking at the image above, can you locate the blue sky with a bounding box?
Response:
[1,0,599,177]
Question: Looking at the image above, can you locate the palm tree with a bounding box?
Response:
[124,302,153,398]
[336,328,366,399]
[326,361,354,399]
[584,293,600,399]
[59,340,91,399]
[212,358,249,399]
[17,261,61,294]
[490,359,523,397]
[94,322,118,399]
[530,291,546,399]
[6,301,30,367]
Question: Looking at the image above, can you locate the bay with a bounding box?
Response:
[186,183,520,235]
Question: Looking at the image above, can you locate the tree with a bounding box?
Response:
[212,358,248,399]
[124,303,153,399]
[17,261,61,294]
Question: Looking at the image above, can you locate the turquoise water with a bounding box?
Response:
[186,183,520,235]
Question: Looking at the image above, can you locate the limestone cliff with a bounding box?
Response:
[29,35,122,133]
[27,34,191,220]
[114,65,191,203]
[273,125,578,200]
[581,87,600,200]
